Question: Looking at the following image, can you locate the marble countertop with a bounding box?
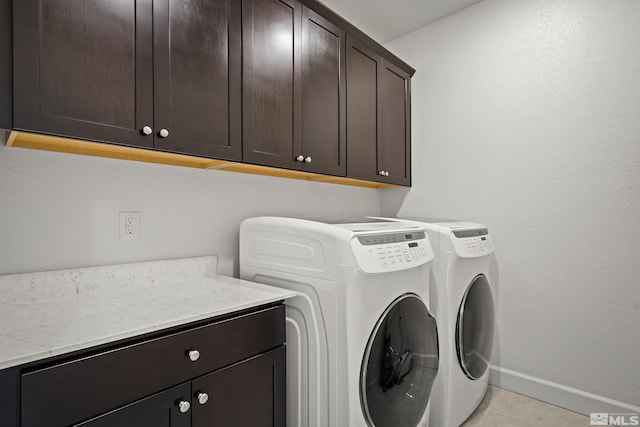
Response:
[0,256,296,370]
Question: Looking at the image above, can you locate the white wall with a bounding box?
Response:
[0,139,381,276]
[384,0,640,410]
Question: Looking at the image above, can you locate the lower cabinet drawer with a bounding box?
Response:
[21,305,285,427]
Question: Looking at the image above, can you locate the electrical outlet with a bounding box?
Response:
[119,212,140,240]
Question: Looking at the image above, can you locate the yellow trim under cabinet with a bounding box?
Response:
[6,131,228,169]
[5,131,397,189]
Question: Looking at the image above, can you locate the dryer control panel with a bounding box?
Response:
[350,231,434,274]
[451,228,494,257]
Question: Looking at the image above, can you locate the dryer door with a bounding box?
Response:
[455,274,495,380]
[361,294,439,427]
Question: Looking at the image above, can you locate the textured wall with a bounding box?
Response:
[0,143,380,276]
[384,0,640,407]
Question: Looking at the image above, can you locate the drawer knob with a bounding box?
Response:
[178,400,191,413]
[197,392,209,405]
[159,128,170,138]
[295,155,304,162]
[141,126,152,136]
[188,349,200,361]
[304,156,312,163]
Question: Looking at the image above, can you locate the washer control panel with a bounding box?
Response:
[351,230,434,274]
[451,228,494,257]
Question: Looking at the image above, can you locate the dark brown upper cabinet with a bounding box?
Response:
[153,0,242,160]
[346,36,411,186]
[243,0,346,176]
[12,0,241,160]
[300,8,346,176]
[5,0,414,186]
[0,0,11,130]
[12,0,153,149]
[381,60,411,185]
[242,0,302,170]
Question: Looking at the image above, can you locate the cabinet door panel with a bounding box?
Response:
[153,0,241,160]
[13,0,153,147]
[243,0,302,169]
[346,36,382,181]
[301,8,345,176]
[74,382,191,427]
[381,61,411,185]
[192,347,285,427]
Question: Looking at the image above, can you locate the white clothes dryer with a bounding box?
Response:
[376,218,497,427]
[239,217,440,427]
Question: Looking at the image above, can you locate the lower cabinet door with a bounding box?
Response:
[74,383,191,427]
[192,347,285,427]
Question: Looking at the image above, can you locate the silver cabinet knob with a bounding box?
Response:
[304,156,312,163]
[197,392,209,405]
[379,170,386,176]
[178,400,191,413]
[159,128,170,138]
[385,171,390,176]
[141,126,152,136]
[188,349,200,361]
[296,155,304,162]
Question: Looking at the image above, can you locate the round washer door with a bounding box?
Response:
[455,274,495,380]
[361,294,439,427]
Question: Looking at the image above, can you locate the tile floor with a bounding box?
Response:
[461,386,590,426]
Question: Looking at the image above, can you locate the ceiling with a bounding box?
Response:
[318,0,483,43]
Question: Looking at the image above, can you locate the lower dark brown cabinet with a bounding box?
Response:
[75,348,285,427]
[4,304,286,427]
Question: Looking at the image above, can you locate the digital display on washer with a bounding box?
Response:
[453,229,488,238]
[357,231,426,246]
[314,217,391,224]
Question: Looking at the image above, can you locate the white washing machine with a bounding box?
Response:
[376,218,497,427]
[239,217,440,427]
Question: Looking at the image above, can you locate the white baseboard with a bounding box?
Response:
[489,366,640,416]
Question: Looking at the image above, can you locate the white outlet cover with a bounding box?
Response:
[119,212,140,241]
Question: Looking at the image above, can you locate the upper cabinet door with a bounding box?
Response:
[346,35,382,182]
[346,35,412,185]
[381,60,411,186]
[12,0,154,148]
[243,0,302,169]
[153,0,242,160]
[301,8,346,176]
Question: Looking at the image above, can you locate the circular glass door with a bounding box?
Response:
[455,274,495,380]
[361,294,439,427]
